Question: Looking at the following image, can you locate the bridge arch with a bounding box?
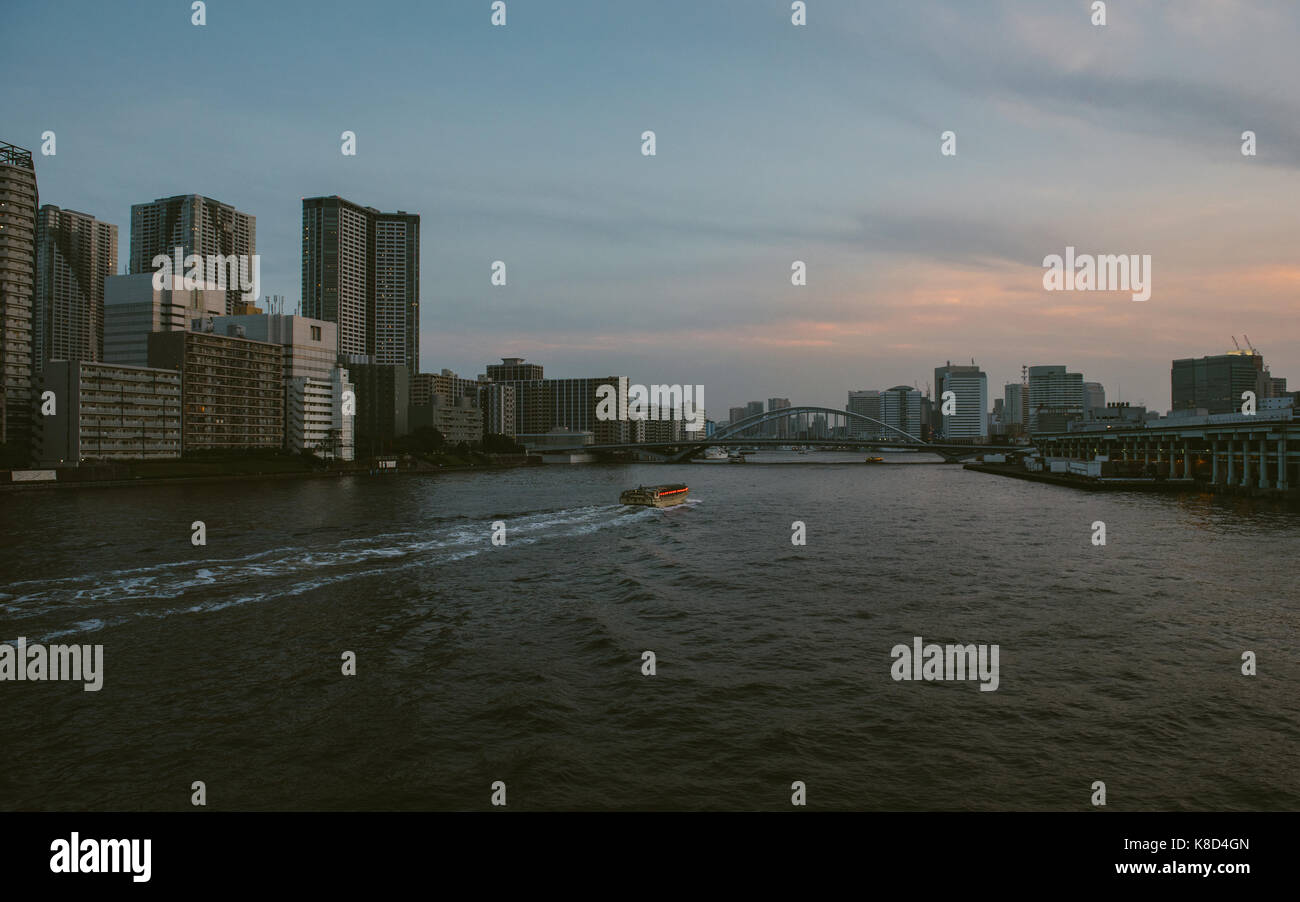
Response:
[711,405,926,444]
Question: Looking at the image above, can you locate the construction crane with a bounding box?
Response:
[1231,336,1241,351]
[1244,334,1258,353]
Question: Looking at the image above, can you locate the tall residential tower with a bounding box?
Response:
[0,141,38,451]
[34,205,118,374]
[129,194,255,315]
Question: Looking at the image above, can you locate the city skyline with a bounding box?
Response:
[5,0,1300,412]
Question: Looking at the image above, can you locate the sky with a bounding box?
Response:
[5,0,1299,414]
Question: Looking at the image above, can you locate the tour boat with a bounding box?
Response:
[620,484,690,508]
[695,447,729,462]
[865,456,884,463]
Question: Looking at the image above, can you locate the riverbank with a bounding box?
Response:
[964,461,1299,500]
[1,454,540,493]
[962,462,1195,492]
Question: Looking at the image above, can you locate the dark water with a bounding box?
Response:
[2,453,1298,811]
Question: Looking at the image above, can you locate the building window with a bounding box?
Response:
[310,325,322,341]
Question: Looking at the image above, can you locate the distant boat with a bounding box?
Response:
[727,452,746,463]
[865,456,884,463]
[694,447,729,463]
[620,484,689,508]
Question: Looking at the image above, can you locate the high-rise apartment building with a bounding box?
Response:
[0,140,38,451]
[147,329,283,452]
[129,194,255,315]
[301,197,419,371]
[35,360,181,465]
[486,357,543,382]
[34,206,117,376]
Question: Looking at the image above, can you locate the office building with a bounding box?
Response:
[1171,351,1269,414]
[1083,381,1105,412]
[103,273,225,367]
[480,358,630,443]
[1,141,38,450]
[847,390,882,437]
[34,205,117,376]
[1003,383,1026,428]
[767,397,791,437]
[129,194,255,315]
[301,196,419,370]
[1027,365,1084,432]
[934,362,988,440]
[35,360,181,465]
[147,329,283,452]
[880,385,923,439]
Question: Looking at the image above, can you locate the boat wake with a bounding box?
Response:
[0,503,658,642]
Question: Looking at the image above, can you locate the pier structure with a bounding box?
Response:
[1034,409,1296,493]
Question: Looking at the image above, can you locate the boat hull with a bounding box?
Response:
[620,484,689,507]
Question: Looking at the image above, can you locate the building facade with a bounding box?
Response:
[0,141,39,450]
[35,360,181,465]
[129,194,255,315]
[302,197,419,370]
[935,362,988,440]
[880,385,923,440]
[34,205,117,377]
[287,368,354,461]
[1027,365,1084,432]
[147,329,283,452]
[346,357,410,455]
[847,390,882,437]
[104,273,226,367]
[1171,351,1268,415]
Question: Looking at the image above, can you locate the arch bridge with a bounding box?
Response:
[543,406,1019,463]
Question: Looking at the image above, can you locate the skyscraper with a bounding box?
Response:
[301,197,419,372]
[0,141,38,452]
[767,397,791,437]
[934,361,988,440]
[1083,381,1106,412]
[1003,383,1026,434]
[847,389,882,438]
[35,205,118,375]
[129,194,255,315]
[1027,365,1084,431]
[1171,351,1268,414]
[880,385,923,439]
